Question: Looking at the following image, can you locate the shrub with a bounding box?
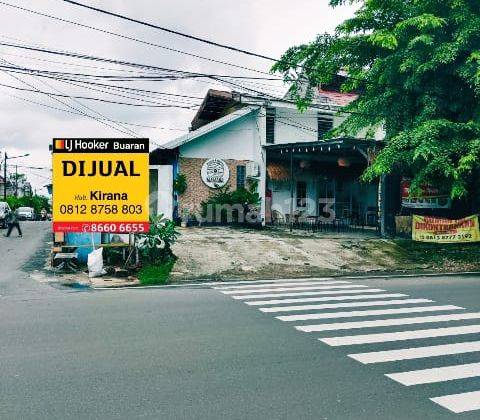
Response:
[173,173,187,195]
[136,214,179,264]
[200,186,260,224]
[137,260,175,285]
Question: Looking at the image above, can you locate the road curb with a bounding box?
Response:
[91,271,480,291]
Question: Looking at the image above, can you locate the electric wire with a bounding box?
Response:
[0,1,274,76]
[0,58,138,137]
[60,0,277,62]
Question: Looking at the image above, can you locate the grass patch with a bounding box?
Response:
[391,240,480,270]
[137,259,175,285]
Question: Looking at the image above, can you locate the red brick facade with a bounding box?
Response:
[177,157,249,215]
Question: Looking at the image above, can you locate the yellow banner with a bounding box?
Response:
[412,215,480,243]
[52,138,150,233]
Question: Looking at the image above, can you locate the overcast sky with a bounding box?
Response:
[0,0,355,194]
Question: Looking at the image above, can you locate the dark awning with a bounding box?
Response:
[264,137,383,153]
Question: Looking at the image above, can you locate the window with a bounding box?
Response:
[296,181,307,207]
[318,112,334,140]
[149,168,159,216]
[266,107,276,144]
[236,165,246,189]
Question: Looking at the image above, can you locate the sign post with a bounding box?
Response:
[52,138,150,233]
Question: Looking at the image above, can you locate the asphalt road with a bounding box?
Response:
[1,222,480,419]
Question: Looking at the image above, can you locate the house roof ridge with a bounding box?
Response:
[160,106,259,150]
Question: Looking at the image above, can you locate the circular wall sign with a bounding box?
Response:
[201,158,230,188]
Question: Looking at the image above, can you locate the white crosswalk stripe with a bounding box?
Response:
[202,277,335,288]
[320,324,480,346]
[220,284,369,295]
[349,340,480,364]
[431,391,480,414]
[246,293,408,306]
[214,278,480,414]
[214,280,349,290]
[288,305,464,324]
[232,288,386,300]
[210,277,331,286]
[260,298,433,313]
[386,362,480,386]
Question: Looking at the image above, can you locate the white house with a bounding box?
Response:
[150,80,386,232]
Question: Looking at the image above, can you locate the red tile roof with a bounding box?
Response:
[318,88,358,106]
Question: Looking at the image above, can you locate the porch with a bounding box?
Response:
[265,138,381,233]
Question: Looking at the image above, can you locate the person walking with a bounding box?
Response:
[5,207,22,237]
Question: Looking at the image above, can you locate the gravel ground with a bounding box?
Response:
[170,226,441,281]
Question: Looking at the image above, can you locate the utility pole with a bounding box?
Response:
[2,152,30,201]
[15,164,18,197]
[3,152,6,201]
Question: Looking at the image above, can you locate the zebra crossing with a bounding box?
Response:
[212,277,480,414]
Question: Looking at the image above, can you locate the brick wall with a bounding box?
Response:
[178,157,250,215]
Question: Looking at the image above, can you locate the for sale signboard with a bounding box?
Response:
[52,138,150,233]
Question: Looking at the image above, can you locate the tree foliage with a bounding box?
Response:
[273,0,480,198]
[6,194,50,215]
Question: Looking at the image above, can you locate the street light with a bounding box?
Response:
[3,153,30,200]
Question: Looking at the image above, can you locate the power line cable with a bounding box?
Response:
[16,165,52,171]
[3,56,141,137]
[0,61,384,121]
[1,89,188,131]
[50,77,202,107]
[0,41,282,80]
[56,0,381,89]
[4,1,390,95]
[60,0,277,62]
[0,50,179,75]
[0,1,273,76]
[0,58,137,137]
[0,80,200,108]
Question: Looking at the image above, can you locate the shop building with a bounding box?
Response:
[150,83,389,233]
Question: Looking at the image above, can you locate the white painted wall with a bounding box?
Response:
[257,105,384,146]
[179,112,267,224]
[180,113,261,161]
[150,165,173,219]
[273,108,318,144]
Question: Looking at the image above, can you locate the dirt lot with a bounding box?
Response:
[170,226,480,281]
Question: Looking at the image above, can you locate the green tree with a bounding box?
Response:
[6,194,50,214]
[273,0,480,198]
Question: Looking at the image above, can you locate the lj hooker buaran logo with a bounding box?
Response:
[52,138,150,233]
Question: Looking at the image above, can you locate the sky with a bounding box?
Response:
[0,0,355,194]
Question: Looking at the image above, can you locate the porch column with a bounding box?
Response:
[259,147,267,226]
[289,148,294,231]
[379,174,401,237]
[379,175,386,237]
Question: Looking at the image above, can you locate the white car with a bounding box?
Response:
[17,206,35,221]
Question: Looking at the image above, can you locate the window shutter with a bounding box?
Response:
[266,107,276,144]
[318,113,333,140]
[236,165,246,189]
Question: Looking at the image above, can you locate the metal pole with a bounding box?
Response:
[289,148,294,232]
[3,152,6,201]
[15,164,18,197]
